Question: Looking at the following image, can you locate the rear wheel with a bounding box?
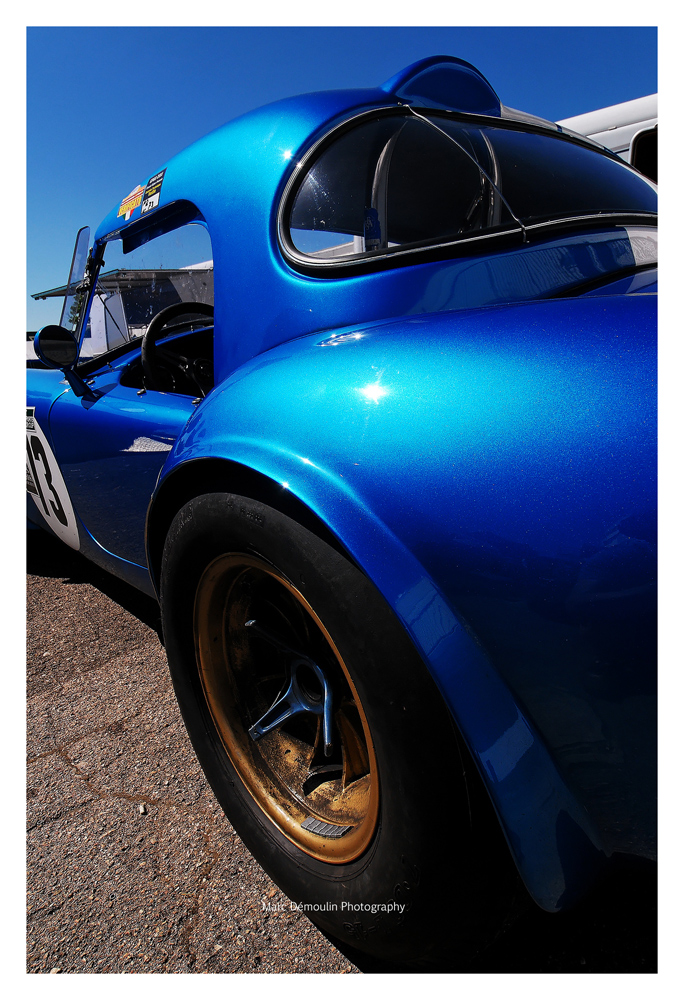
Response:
[193,550,379,863]
[160,492,521,968]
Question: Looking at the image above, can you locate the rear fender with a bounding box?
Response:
[149,450,601,913]
[145,294,657,909]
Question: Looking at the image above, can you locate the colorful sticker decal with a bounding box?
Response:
[26,407,80,550]
[117,184,145,221]
[141,169,166,216]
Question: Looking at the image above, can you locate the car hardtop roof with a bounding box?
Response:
[93,55,563,247]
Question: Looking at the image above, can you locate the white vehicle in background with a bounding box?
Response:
[557,94,657,181]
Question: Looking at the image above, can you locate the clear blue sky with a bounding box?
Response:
[26,25,657,331]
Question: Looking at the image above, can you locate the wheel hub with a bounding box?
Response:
[244,619,335,757]
[193,552,379,862]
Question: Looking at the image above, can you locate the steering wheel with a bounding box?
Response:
[141,301,214,396]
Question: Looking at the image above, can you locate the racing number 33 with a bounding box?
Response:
[26,408,79,549]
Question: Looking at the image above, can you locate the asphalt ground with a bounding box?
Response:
[26,529,657,975]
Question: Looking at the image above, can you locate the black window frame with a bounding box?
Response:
[277,106,657,278]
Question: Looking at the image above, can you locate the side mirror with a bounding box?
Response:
[34,325,78,369]
[33,325,98,401]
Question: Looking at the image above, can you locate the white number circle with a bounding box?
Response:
[26,407,80,550]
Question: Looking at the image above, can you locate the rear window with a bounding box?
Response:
[286,114,657,261]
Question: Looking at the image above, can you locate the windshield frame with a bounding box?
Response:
[73,204,213,370]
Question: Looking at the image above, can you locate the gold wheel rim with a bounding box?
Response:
[193,553,379,863]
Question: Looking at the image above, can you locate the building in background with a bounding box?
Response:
[29,262,213,363]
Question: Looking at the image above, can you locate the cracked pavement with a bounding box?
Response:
[26,528,657,974]
[26,530,358,974]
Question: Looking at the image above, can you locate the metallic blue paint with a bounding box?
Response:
[28,62,656,916]
[92,92,652,385]
[153,292,655,908]
[26,366,159,596]
[379,54,503,115]
[47,376,195,567]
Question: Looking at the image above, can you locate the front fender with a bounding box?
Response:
[153,294,656,910]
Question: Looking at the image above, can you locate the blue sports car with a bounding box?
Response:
[27,56,657,968]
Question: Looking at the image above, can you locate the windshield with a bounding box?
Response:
[287,113,657,260]
[59,226,91,333]
[79,223,213,363]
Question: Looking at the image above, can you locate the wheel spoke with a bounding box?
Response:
[156,347,190,367]
[194,552,379,862]
[302,762,344,796]
[245,620,335,756]
[245,619,309,662]
[248,667,316,739]
[338,700,371,788]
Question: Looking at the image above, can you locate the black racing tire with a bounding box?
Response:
[160,492,523,969]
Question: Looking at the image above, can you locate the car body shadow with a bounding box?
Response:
[27,527,163,643]
[329,858,656,973]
